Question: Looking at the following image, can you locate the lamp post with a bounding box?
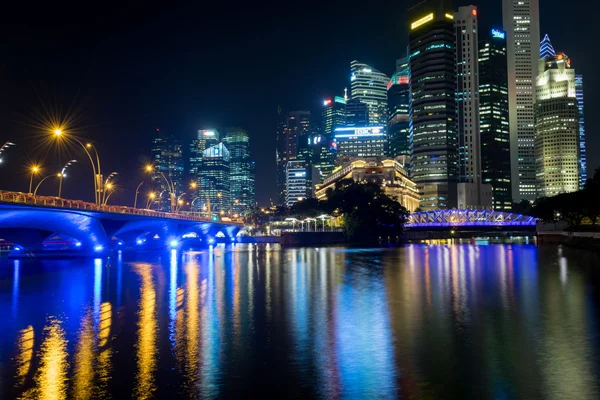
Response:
[57,160,77,198]
[33,174,56,196]
[317,214,329,232]
[53,129,103,204]
[133,181,144,209]
[146,165,176,212]
[0,142,16,165]
[101,172,118,205]
[285,217,299,232]
[28,165,41,194]
[146,192,156,209]
[103,182,115,205]
[175,193,186,213]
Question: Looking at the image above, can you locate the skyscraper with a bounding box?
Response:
[321,97,346,138]
[350,61,389,125]
[575,74,586,189]
[344,98,369,127]
[189,129,220,181]
[151,128,184,211]
[285,160,313,208]
[275,106,287,205]
[535,42,580,197]
[387,57,410,159]
[223,127,255,214]
[479,28,512,210]
[199,143,231,215]
[408,0,458,210]
[334,126,387,158]
[502,0,540,202]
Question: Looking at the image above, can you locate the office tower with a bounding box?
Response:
[479,28,513,210]
[334,126,387,158]
[502,0,540,202]
[199,143,231,215]
[344,98,369,127]
[387,57,410,159]
[408,0,458,210]
[189,129,220,180]
[285,160,313,208]
[223,128,255,214]
[321,97,346,138]
[454,5,492,209]
[575,74,586,189]
[275,106,287,205]
[535,42,579,197]
[151,128,184,211]
[350,61,389,125]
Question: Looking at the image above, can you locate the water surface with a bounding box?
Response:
[1,244,599,399]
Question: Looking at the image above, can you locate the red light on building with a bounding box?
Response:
[472,9,477,16]
[399,76,409,84]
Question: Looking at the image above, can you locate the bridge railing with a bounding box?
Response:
[0,190,242,225]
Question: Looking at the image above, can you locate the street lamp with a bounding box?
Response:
[133,181,144,209]
[28,165,41,194]
[285,217,299,232]
[52,129,103,205]
[33,174,56,196]
[145,192,156,209]
[102,182,115,205]
[0,142,16,165]
[146,164,176,212]
[305,218,317,232]
[57,160,77,198]
[175,193,186,213]
[317,214,330,232]
[101,172,118,205]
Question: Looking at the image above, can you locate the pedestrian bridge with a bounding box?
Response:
[407,209,536,227]
[0,191,243,257]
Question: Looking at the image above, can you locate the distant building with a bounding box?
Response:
[479,29,512,210]
[350,61,389,125]
[315,157,420,212]
[408,0,458,210]
[503,0,540,201]
[344,98,369,127]
[151,129,184,211]
[575,74,586,189]
[387,57,410,159]
[276,106,287,205]
[189,129,220,181]
[285,160,314,208]
[199,143,231,214]
[535,38,579,197]
[223,128,255,214]
[334,126,387,158]
[321,97,346,138]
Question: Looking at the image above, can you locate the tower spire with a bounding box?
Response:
[540,34,556,59]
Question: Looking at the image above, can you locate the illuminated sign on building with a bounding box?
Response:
[411,13,433,30]
[492,29,505,39]
[444,13,454,20]
[334,126,386,138]
[202,131,215,136]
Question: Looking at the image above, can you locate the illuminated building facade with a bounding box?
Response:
[151,129,184,211]
[387,57,410,159]
[334,126,387,158]
[575,74,586,189]
[502,0,540,202]
[344,98,369,127]
[479,29,513,210]
[189,129,220,180]
[199,143,231,214]
[350,61,389,125]
[276,106,287,205]
[321,97,346,137]
[534,41,579,197]
[408,0,458,210]
[285,160,312,208]
[223,128,255,214]
[315,157,420,212]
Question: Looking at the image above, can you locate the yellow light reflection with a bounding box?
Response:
[16,325,34,386]
[134,263,157,400]
[73,312,94,400]
[97,302,113,395]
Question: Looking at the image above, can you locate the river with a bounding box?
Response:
[1,244,599,399]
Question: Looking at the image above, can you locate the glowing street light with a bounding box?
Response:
[133,181,144,209]
[145,164,177,212]
[28,165,41,194]
[0,141,16,165]
[145,191,156,209]
[57,159,77,198]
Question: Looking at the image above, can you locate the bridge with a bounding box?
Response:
[405,209,537,240]
[0,191,243,257]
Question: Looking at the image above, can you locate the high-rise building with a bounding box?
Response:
[223,128,255,215]
[189,129,220,181]
[285,160,313,208]
[334,126,387,158]
[350,61,389,125]
[479,28,513,211]
[276,109,311,206]
[408,0,458,210]
[344,98,369,127]
[575,74,586,189]
[321,97,346,138]
[387,57,410,159]
[502,0,540,202]
[534,41,580,197]
[151,128,184,211]
[199,143,231,215]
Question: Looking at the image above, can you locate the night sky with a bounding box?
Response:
[0,1,595,206]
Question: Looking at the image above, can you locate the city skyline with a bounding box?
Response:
[0,1,596,206]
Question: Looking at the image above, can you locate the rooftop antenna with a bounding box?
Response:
[344,87,348,101]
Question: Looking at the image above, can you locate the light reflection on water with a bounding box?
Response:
[1,244,600,399]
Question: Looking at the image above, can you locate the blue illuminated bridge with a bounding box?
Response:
[405,209,537,240]
[0,191,243,257]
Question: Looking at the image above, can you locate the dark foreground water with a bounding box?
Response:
[1,244,600,399]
